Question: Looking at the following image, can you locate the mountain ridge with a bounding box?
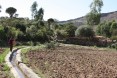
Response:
[59,11,117,26]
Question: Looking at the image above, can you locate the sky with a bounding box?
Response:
[0,0,117,21]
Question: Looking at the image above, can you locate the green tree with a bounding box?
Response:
[65,23,77,37]
[110,22,117,33]
[86,0,103,25]
[0,5,2,12]
[6,7,17,18]
[31,1,38,19]
[96,21,112,37]
[75,26,95,38]
[34,8,44,28]
[47,18,55,30]
[35,8,44,21]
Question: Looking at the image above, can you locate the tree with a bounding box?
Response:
[34,8,44,27]
[110,22,117,33]
[0,5,2,12]
[6,7,17,18]
[34,8,44,21]
[90,0,103,13]
[96,21,112,37]
[47,18,55,30]
[86,0,103,26]
[75,26,95,38]
[65,23,77,37]
[31,1,38,19]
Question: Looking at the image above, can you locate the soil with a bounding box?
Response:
[26,45,117,78]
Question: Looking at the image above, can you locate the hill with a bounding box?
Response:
[59,11,117,26]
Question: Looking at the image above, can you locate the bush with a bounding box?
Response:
[96,22,112,37]
[45,41,57,49]
[111,36,117,41]
[75,26,95,38]
[65,23,77,37]
[110,43,117,50]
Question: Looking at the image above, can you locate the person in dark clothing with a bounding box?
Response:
[8,37,15,52]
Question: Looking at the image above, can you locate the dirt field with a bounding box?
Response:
[26,45,117,78]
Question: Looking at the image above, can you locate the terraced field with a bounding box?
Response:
[26,45,117,78]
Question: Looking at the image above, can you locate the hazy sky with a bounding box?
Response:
[0,0,117,21]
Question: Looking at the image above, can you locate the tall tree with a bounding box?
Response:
[31,1,38,19]
[35,8,44,21]
[86,0,103,26]
[6,7,17,18]
[0,5,1,12]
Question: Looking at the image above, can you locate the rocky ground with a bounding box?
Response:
[26,45,117,78]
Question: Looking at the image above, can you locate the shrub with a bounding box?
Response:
[45,41,57,49]
[110,43,117,50]
[111,36,117,41]
[65,23,77,37]
[75,26,95,38]
[96,22,112,37]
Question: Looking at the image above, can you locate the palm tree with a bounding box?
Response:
[6,7,17,18]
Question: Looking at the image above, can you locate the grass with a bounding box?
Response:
[2,64,10,71]
[0,48,15,78]
[0,48,9,63]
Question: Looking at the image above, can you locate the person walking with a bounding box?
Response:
[8,37,15,52]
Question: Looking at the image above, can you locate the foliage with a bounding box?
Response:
[46,41,59,49]
[6,7,17,18]
[90,0,103,13]
[35,8,44,21]
[0,48,9,63]
[7,27,20,39]
[110,43,117,50]
[110,22,117,34]
[0,5,1,12]
[96,21,117,38]
[86,12,101,25]
[111,36,117,41]
[65,23,77,37]
[86,0,103,25]
[56,29,68,40]
[0,25,6,41]
[47,18,55,30]
[31,1,38,19]
[15,23,26,33]
[75,26,95,37]
[96,22,112,37]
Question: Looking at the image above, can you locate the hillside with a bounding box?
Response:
[59,11,117,26]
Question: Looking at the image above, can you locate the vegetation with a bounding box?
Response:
[0,5,1,12]
[75,26,95,38]
[0,48,14,78]
[0,0,116,49]
[6,7,17,18]
[0,48,9,63]
[86,0,103,25]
